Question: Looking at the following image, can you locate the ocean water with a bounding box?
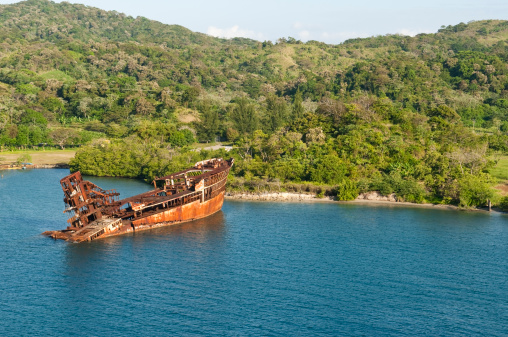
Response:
[0,169,507,336]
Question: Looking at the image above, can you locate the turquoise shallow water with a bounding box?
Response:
[1,169,507,336]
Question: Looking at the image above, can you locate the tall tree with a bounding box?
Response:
[197,101,220,142]
[265,95,288,132]
[292,90,304,120]
[231,98,258,134]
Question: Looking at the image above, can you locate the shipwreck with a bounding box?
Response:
[43,158,233,242]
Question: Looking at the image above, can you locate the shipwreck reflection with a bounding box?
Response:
[60,211,227,306]
[63,210,226,271]
[134,210,226,242]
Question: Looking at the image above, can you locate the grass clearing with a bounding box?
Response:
[490,155,508,181]
[0,149,75,165]
[39,70,74,82]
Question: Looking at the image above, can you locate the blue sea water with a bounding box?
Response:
[0,169,507,336]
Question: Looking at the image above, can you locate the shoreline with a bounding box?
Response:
[225,192,336,203]
[0,150,75,169]
[0,163,69,170]
[225,191,502,213]
[1,166,502,214]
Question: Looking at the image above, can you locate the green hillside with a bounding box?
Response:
[1,0,508,207]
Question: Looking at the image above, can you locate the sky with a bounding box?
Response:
[0,0,507,44]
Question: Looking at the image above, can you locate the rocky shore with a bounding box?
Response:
[225,192,335,202]
[225,190,499,213]
[356,191,397,202]
[226,191,399,203]
[32,164,69,169]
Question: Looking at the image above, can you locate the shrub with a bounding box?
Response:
[397,179,426,203]
[335,180,359,201]
[456,174,494,207]
[497,196,508,212]
[16,153,32,165]
[369,173,426,203]
[308,155,348,184]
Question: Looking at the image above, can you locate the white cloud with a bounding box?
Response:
[292,24,370,43]
[207,25,264,40]
[320,31,370,42]
[298,30,311,40]
[397,28,433,37]
[293,22,304,30]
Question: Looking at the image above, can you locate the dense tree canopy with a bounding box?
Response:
[1,0,508,207]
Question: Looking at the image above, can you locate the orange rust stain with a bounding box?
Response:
[132,191,224,227]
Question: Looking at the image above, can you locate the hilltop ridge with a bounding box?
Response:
[0,0,258,47]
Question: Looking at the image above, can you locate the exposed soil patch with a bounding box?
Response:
[175,108,200,124]
[494,183,508,196]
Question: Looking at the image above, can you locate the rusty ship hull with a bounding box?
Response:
[44,158,233,243]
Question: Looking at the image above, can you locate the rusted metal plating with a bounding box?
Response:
[60,171,119,228]
[43,158,233,242]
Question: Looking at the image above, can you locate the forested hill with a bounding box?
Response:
[0,0,230,46]
[1,0,508,208]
